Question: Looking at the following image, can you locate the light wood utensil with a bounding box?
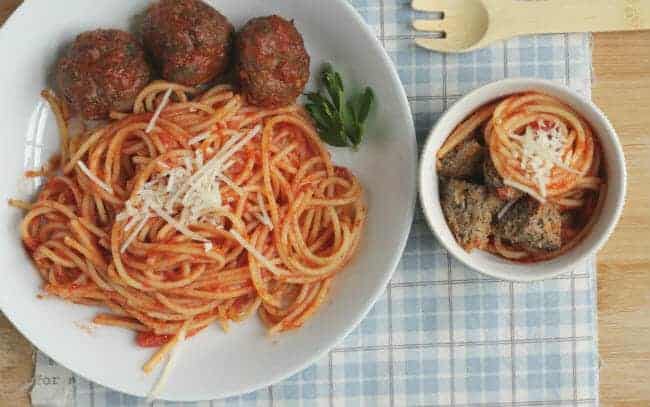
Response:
[412,0,650,53]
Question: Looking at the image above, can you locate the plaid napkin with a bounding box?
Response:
[31,0,598,405]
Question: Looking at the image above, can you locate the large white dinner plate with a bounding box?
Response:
[0,0,416,401]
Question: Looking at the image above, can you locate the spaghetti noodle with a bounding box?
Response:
[438,92,605,262]
[486,93,598,203]
[16,80,366,371]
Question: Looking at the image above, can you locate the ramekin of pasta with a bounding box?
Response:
[419,78,626,282]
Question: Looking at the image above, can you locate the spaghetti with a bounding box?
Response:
[486,93,599,203]
[438,92,605,262]
[16,81,366,371]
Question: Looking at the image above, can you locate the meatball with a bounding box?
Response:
[440,178,501,251]
[236,15,310,108]
[56,29,151,120]
[438,139,484,180]
[496,198,562,252]
[141,0,234,86]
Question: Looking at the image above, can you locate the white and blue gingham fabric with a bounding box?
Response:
[31,1,598,406]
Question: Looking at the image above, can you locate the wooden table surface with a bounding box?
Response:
[0,1,649,406]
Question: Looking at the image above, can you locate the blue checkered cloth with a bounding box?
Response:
[31,1,598,406]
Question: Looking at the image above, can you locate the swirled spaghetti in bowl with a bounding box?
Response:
[16,81,366,371]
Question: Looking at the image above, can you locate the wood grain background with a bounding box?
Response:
[592,30,650,406]
[0,1,649,405]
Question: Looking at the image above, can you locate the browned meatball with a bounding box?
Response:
[236,15,310,108]
[141,0,234,86]
[56,29,151,120]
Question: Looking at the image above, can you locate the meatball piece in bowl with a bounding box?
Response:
[56,29,152,120]
[142,0,234,86]
[236,15,310,108]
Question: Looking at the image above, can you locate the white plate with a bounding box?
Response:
[0,0,416,401]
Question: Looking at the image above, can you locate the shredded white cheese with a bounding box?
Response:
[124,210,145,232]
[219,173,245,196]
[497,199,518,220]
[188,131,212,146]
[257,193,273,229]
[182,155,193,172]
[146,88,173,134]
[120,213,150,253]
[116,125,262,249]
[203,242,213,253]
[146,324,188,402]
[229,230,287,276]
[76,161,113,194]
[514,120,578,197]
[149,204,207,242]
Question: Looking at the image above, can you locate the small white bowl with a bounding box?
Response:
[419,78,627,282]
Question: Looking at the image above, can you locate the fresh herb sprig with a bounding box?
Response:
[305,64,374,149]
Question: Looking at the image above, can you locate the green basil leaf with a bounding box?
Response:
[322,63,335,80]
[333,71,344,94]
[322,65,345,111]
[323,64,344,90]
[305,103,332,131]
[342,100,356,133]
[306,92,337,122]
[356,87,374,124]
[308,64,375,150]
[347,120,363,148]
[305,92,329,107]
[320,128,350,147]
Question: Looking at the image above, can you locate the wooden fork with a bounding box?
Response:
[412,0,650,53]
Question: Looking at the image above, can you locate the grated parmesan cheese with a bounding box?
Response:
[188,131,212,146]
[219,173,244,196]
[497,199,518,220]
[115,125,262,247]
[123,214,140,232]
[149,204,207,242]
[76,162,113,194]
[513,120,578,198]
[146,323,188,402]
[120,213,150,253]
[229,230,286,276]
[183,155,193,172]
[145,88,173,134]
[257,193,273,229]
